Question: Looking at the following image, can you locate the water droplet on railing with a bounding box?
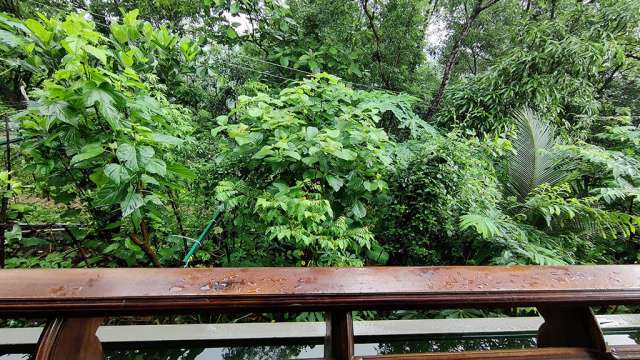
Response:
[214,281,230,290]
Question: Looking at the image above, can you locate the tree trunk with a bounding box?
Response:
[0,115,10,268]
[0,0,21,17]
[168,189,187,253]
[130,230,162,268]
[425,0,501,120]
[360,0,391,89]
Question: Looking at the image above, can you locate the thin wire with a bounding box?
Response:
[223,58,387,93]
[223,60,298,83]
[24,0,402,94]
[235,53,312,76]
[26,0,298,81]
[233,53,389,92]
[27,0,117,24]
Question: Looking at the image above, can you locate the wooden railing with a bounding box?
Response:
[1,265,640,359]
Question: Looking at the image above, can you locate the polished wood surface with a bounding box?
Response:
[356,348,613,359]
[610,345,640,359]
[324,311,354,360]
[1,266,640,315]
[537,306,607,351]
[1,266,640,360]
[35,317,103,360]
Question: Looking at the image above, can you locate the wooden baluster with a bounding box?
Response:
[324,311,354,360]
[35,317,104,360]
[537,306,607,352]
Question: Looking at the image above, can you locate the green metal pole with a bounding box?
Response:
[182,205,224,267]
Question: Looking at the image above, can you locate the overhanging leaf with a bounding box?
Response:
[167,163,195,179]
[145,158,167,176]
[334,149,357,161]
[352,200,367,219]
[326,175,344,192]
[25,19,53,44]
[104,163,130,184]
[141,174,159,186]
[70,143,104,165]
[116,144,138,171]
[151,133,184,145]
[84,86,121,129]
[138,146,155,164]
[120,190,144,217]
[85,45,109,65]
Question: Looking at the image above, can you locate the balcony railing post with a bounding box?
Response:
[536,305,607,352]
[324,311,354,360]
[35,317,103,360]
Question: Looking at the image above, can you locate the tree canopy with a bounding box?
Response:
[0,0,638,271]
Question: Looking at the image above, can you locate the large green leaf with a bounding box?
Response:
[24,19,53,44]
[110,24,129,44]
[120,190,144,217]
[141,174,159,186]
[70,143,104,165]
[85,45,109,65]
[137,146,155,164]
[145,158,166,176]
[334,149,357,161]
[93,183,124,207]
[326,175,344,192]
[352,200,367,219]
[460,213,502,239]
[84,86,121,129]
[104,163,130,184]
[0,29,24,47]
[38,100,77,128]
[167,163,195,179]
[151,133,184,145]
[366,244,389,264]
[116,144,138,170]
[253,145,274,159]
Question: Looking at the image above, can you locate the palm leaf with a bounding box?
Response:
[508,108,571,201]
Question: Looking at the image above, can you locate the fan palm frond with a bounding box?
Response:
[508,108,572,201]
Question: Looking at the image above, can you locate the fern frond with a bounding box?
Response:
[508,108,572,201]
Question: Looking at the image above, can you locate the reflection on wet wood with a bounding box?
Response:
[356,347,611,359]
[0,266,639,359]
[0,266,639,315]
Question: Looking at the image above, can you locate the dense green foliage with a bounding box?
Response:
[0,0,638,274]
[379,131,505,265]
[439,1,640,133]
[212,74,422,266]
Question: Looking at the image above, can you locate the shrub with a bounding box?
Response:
[378,132,503,265]
[212,73,421,266]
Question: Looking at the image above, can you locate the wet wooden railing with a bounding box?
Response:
[1,265,640,359]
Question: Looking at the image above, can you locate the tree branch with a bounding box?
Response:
[130,229,162,268]
[360,0,390,88]
[425,0,501,120]
[596,63,623,96]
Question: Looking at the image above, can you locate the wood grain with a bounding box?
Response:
[324,311,354,360]
[355,347,613,359]
[35,317,103,360]
[0,266,640,316]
